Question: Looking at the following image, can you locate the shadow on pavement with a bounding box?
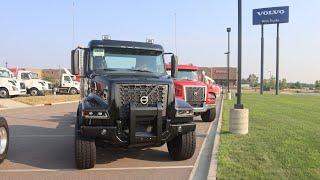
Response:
[6,112,172,169]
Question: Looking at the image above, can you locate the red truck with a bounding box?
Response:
[166,64,217,122]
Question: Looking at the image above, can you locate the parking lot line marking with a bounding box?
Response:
[11,135,74,138]
[0,165,194,173]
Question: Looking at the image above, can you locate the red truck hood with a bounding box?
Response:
[173,79,207,87]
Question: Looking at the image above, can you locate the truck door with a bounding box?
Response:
[62,75,73,88]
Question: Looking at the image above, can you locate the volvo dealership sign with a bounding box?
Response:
[253,6,289,25]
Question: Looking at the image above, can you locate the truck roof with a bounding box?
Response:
[166,64,199,71]
[88,40,164,52]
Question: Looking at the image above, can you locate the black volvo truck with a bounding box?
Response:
[71,38,196,169]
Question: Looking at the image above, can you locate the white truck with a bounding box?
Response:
[54,68,80,95]
[16,70,52,96]
[0,67,27,98]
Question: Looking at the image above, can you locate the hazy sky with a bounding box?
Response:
[0,0,319,83]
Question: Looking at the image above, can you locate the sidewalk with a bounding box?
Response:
[0,99,31,109]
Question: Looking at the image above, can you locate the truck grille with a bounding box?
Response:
[20,83,26,90]
[185,86,206,102]
[116,84,168,119]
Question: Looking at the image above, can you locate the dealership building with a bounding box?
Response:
[199,67,237,88]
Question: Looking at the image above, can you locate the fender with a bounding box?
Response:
[175,98,192,110]
[80,93,109,112]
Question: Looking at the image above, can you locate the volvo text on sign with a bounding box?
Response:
[253,6,289,25]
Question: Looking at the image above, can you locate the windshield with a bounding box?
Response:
[90,48,165,75]
[30,72,39,79]
[0,70,10,78]
[167,70,199,81]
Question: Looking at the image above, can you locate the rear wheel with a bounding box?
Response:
[0,117,9,163]
[75,116,96,169]
[0,88,9,98]
[167,131,196,160]
[201,108,216,122]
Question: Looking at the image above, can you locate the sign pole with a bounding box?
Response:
[260,24,264,95]
[276,23,280,95]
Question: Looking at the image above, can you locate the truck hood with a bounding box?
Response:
[173,79,207,87]
[94,72,173,85]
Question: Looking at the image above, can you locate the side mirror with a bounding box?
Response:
[71,50,79,75]
[170,55,178,78]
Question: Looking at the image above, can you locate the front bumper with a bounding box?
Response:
[79,122,196,147]
[193,103,216,113]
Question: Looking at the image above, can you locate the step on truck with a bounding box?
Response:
[166,64,217,122]
[0,116,9,163]
[0,67,27,98]
[71,37,196,169]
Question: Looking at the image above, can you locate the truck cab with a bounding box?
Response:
[16,70,52,96]
[166,64,216,122]
[56,68,80,95]
[71,38,196,169]
[0,67,26,98]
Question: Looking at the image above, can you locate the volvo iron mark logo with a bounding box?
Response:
[193,92,198,96]
[140,96,149,105]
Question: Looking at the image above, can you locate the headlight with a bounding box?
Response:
[82,111,110,119]
[39,82,45,86]
[12,86,18,91]
[176,109,194,117]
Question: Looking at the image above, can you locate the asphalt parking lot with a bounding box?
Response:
[0,103,215,180]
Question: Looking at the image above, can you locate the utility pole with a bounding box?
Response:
[72,1,75,48]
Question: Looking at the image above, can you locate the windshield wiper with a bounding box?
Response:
[95,68,118,72]
[127,69,153,73]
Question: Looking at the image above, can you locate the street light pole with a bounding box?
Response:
[5,61,8,68]
[235,0,243,109]
[227,28,231,93]
[229,0,248,135]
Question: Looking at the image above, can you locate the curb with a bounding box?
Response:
[33,100,79,107]
[188,96,224,180]
[207,96,224,180]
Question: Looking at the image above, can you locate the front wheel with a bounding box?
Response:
[29,88,40,96]
[69,88,77,95]
[0,117,9,163]
[0,88,9,98]
[75,116,96,169]
[201,108,216,122]
[167,131,196,160]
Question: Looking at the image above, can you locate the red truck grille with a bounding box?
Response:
[184,86,206,103]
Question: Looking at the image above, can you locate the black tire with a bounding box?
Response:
[167,131,196,160]
[69,88,77,95]
[75,116,96,169]
[0,117,9,163]
[0,88,9,98]
[201,108,216,122]
[29,88,39,96]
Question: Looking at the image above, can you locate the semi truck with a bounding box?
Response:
[0,116,9,163]
[166,64,217,122]
[12,69,53,96]
[54,68,80,95]
[0,67,27,98]
[71,37,196,169]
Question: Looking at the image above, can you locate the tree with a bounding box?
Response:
[294,81,301,89]
[247,74,259,87]
[279,78,288,90]
[315,80,320,90]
